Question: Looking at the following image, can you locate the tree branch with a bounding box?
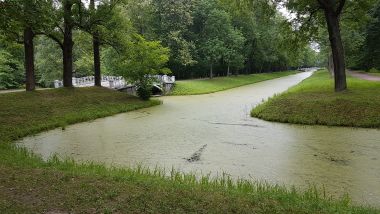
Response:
[43,33,64,49]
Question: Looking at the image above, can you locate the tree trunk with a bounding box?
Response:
[324,10,347,91]
[210,64,213,79]
[63,31,73,87]
[227,63,230,76]
[23,27,35,91]
[90,0,101,87]
[62,0,73,87]
[93,32,101,86]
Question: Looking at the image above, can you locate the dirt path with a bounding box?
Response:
[349,70,380,81]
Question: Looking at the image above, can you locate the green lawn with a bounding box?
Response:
[0,87,161,142]
[252,70,380,128]
[170,71,299,95]
[0,86,377,213]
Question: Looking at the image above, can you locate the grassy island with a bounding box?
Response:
[252,70,380,128]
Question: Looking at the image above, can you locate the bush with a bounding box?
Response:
[136,82,152,100]
[0,50,24,89]
[368,68,380,73]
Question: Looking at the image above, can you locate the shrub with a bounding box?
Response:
[368,68,380,73]
[136,81,152,100]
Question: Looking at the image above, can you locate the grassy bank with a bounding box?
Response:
[0,87,161,142]
[170,71,298,95]
[1,144,377,213]
[252,70,380,128]
[0,86,377,213]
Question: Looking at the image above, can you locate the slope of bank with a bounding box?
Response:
[252,70,380,128]
[170,71,299,95]
[1,142,377,213]
[0,87,161,142]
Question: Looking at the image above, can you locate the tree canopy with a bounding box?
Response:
[0,0,378,94]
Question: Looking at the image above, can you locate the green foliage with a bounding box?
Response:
[0,0,324,89]
[110,35,170,99]
[363,1,380,70]
[151,0,196,67]
[290,0,378,70]
[252,70,380,128]
[368,68,380,73]
[35,37,62,87]
[0,50,23,89]
[73,31,94,77]
[136,84,152,100]
[120,36,170,82]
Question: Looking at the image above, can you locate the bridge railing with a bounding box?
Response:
[152,75,175,84]
[54,75,175,89]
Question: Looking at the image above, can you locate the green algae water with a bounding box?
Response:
[18,72,380,207]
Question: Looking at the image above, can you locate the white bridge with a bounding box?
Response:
[54,75,176,94]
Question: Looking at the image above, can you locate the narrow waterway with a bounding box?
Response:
[18,72,380,207]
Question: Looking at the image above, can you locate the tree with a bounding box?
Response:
[202,39,226,78]
[44,0,82,87]
[0,0,51,91]
[224,27,246,75]
[35,36,62,87]
[0,49,24,89]
[112,35,170,100]
[200,8,233,78]
[151,0,196,69]
[81,0,118,86]
[284,0,349,91]
[363,1,380,70]
[90,0,102,86]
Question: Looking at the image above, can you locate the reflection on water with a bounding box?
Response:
[17,72,380,207]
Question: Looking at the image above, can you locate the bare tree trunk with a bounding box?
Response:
[63,31,73,87]
[323,7,347,91]
[90,0,101,87]
[227,63,230,76]
[93,32,101,86]
[62,0,73,87]
[24,27,35,91]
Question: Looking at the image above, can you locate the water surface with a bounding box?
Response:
[18,72,380,207]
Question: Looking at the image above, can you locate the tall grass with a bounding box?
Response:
[0,143,376,213]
